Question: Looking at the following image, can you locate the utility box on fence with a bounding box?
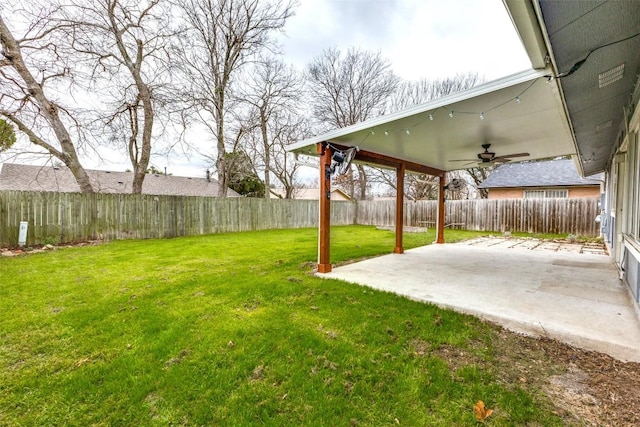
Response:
[18,221,28,246]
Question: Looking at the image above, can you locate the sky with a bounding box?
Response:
[278,0,531,81]
[2,0,532,179]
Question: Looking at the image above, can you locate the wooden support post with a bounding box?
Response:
[317,143,332,273]
[394,163,405,254]
[436,173,445,244]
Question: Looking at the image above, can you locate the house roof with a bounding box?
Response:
[0,163,241,197]
[288,68,577,173]
[478,159,603,189]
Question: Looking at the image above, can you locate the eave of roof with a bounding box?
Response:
[504,0,640,176]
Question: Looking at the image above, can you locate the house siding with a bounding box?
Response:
[487,188,523,199]
[568,186,601,198]
[602,96,640,314]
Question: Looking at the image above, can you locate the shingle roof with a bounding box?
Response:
[478,159,604,189]
[0,163,240,197]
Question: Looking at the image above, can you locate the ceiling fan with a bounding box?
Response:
[450,144,530,166]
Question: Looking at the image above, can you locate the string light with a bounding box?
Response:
[350,78,541,143]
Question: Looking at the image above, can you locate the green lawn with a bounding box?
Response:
[0,226,568,426]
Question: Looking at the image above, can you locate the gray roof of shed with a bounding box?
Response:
[478,159,603,189]
[0,163,240,197]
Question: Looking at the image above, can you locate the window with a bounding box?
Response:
[524,189,568,199]
[523,190,544,199]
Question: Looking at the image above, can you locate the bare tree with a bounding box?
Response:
[390,73,483,111]
[241,57,302,198]
[174,0,295,197]
[379,73,488,198]
[369,169,474,201]
[465,165,494,198]
[305,47,399,199]
[368,167,438,201]
[58,0,176,193]
[0,11,94,192]
[269,113,311,198]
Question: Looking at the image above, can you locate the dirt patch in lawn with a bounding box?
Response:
[488,329,640,426]
[424,326,640,425]
[1,240,103,257]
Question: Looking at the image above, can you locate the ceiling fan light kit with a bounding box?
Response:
[478,144,496,161]
[450,143,530,167]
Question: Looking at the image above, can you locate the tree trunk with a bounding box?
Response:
[357,164,367,200]
[216,112,228,197]
[260,107,270,198]
[132,92,154,194]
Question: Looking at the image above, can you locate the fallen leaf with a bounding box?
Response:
[474,400,494,422]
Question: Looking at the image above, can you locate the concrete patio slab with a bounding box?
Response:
[320,240,640,362]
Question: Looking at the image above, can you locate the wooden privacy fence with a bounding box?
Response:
[0,191,355,246]
[356,198,600,236]
[0,191,600,246]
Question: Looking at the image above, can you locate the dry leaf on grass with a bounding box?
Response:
[474,400,494,422]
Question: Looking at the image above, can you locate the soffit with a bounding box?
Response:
[537,0,640,175]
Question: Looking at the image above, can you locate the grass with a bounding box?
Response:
[0,226,569,426]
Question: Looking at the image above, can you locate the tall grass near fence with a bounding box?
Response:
[0,191,599,246]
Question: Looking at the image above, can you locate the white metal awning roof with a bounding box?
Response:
[288,68,577,172]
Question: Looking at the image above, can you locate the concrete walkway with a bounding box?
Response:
[321,239,640,362]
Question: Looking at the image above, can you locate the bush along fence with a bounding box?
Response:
[0,191,600,246]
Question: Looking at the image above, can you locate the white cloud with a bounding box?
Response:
[280,0,531,80]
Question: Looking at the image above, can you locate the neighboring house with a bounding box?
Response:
[479,159,603,199]
[271,188,352,201]
[0,163,241,197]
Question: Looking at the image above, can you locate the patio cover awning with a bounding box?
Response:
[288,68,578,172]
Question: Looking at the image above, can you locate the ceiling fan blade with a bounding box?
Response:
[462,162,494,168]
[492,152,530,161]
